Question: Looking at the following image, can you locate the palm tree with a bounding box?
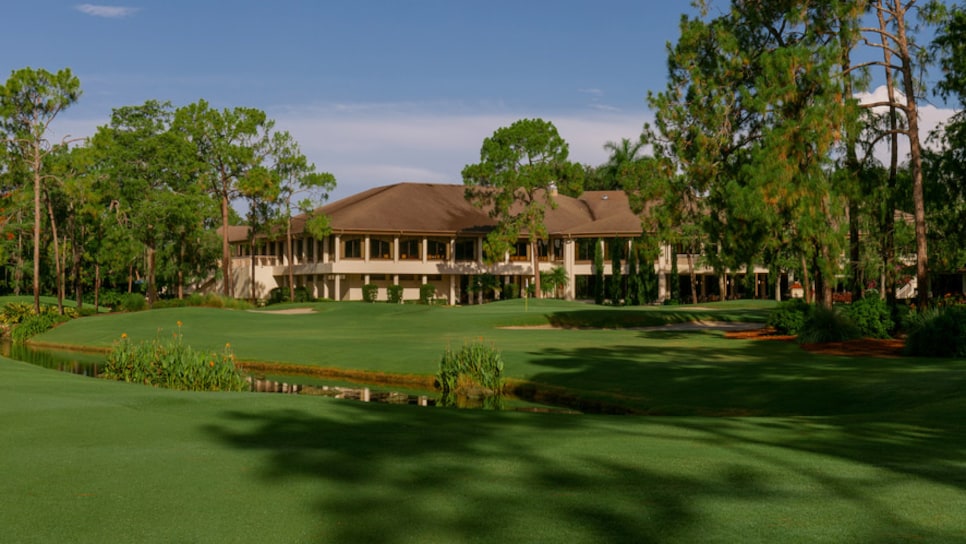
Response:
[593,137,647,190]
[540,266,570,299]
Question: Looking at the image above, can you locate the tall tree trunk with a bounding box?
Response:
[774,271,781,302]
[287,219,295,302]
[15,212,23,296]
[221,195,233,298]
[686,251,698,305]
[250,239,257,302]
[531,239,541,299]
[177,238,185,299]
[146,244,157,306]
[820,244,834,308]
[32,142,42,313]
[73,231,83,309]
[878,2,900,307]
[896,18,929,307]
[44,190,64,314]
[801,255,812,304]
[94,263,101,313]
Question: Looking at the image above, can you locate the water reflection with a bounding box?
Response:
[2,342,103,377]
[2,342,578,414]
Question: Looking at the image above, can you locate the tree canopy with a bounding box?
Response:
[462,118,582,298]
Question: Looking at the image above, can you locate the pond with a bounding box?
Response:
[1,342,580,414]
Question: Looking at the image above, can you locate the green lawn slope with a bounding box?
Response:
[2,299,963,542]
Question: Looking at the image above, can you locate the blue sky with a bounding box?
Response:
[2,2,956,202]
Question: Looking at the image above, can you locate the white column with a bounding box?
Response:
[564,239,575,300]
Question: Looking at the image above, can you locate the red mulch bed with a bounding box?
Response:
[725,328,906,358]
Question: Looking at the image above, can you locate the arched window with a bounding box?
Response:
[370,238,392,260]
[399,238,421,260]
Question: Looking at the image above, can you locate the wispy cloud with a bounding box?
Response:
[271,103,649,200]
[578,88,621,113]
[75,4,139,18]
[53,100,651,203]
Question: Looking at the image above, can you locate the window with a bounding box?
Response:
[510,241,529,262]
[537,239,550,261]
[455,238,476,261]
[400,238,421,260]
[673,243,698,255]
[576,239,597,262]
[342,237,363,259]
[427,239,448,261]
[370,238,392,260]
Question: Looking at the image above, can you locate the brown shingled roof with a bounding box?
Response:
[288,183,646,238]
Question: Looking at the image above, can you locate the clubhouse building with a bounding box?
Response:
[216,182,775,304]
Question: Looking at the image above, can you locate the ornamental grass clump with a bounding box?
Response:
[904,306,966,358]
[797,305,861,344]
[102,322,248,392]
[435,340,505,407]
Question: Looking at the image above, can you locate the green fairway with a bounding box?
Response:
[4,299,965,542]
[28,299,965,415]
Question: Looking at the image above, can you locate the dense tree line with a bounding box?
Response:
[4,2,965,312]
[0,68,334,312]
[582,0,964,309]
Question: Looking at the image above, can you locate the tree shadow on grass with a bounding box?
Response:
[518,331,966,492]
[203,398,963,543]
[205,405,698,542]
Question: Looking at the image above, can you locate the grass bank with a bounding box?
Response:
[5,299,964,542]
[2,358,964,543]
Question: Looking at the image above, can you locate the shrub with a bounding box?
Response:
[293,286,312,303]
[419,284,436,304]
[904,306,966,358]
[119,293,147,312]
[151,298,188,309]
[1,302,35,325]
[435,341,505,407]
[767,298,811,335]
[388,284,404,304]
[10,312,70,343]
[797,305,861,344]
[847,293,893,339]
[362,283,379,303]
[202,293,226,308]
[101,323,248,391]
[77,306,98,317]
[92,290,124,309]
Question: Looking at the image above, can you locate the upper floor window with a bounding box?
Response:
[427,239,448,261]
[576,238,598,262]
[342,237,363,259]
[400,238,421,260]
[510,241,529,262]
[454,238,476,261]
[537,239,550,261]
[370,238,392,260]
